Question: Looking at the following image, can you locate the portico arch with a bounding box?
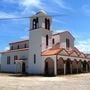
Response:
[44,57,54,76]
[78,60,83,73]
[57,57,64,75]
[82,60,87,72]
[88,61,90,72]
[65,58,72,74]
[72,59,78,74]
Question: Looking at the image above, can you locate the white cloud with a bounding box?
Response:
[4,46,9,51]
[2,0,43,10]
[53,29,66,34]
[53,18,65,24]
[20,0,42,8]
[53,0,72,10]
[20,36,29,40]
[75,39,90,53]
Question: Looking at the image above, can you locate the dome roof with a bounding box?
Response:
[36,10,47,15]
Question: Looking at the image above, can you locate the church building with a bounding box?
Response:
[0,10,90,76]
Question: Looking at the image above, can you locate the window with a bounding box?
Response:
[7,56,10,64]
[14,55,18,64]
[33,19,36,29]
[24,44,27,48]
[66,38,70,48]
[47,19,50,30]
[17,45,19,49]
[34,54,36,64]
[45,18,47,29]
[45,18,50,30]
[36,17,39,28]
[52,38,55,44]
[46,35,48,46]
[11,46,13,50]
[32,17,39,29]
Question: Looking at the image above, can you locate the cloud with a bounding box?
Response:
[75,39,90,53]
[20,0,42,8]
[53,29,67,34]
[53,0,72,10]
[4,46,9,51]
[20,36,29,40]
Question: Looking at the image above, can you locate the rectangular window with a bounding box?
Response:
[17,45,19,49]
[7,56,10,64]
[10,46,13,50]
[46,35,48,46]
[14,55,18,64]
[34,54,36,64]
[66,38,70,48]
[24,44,27,48]
[52,38,55,44]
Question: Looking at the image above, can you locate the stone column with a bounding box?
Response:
[64,63,66,75]
[86,64,88,72]
[70,64,72,74]
[89,64,90,72]
[16,61,19,73]
[81,64,83,73]
[54,60,57,76]
[20,62,22,73]
[77,64,78,73]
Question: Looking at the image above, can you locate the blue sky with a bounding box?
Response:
[0,0,90,53]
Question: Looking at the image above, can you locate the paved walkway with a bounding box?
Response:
[0,73,90,90]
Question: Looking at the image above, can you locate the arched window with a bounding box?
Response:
[45,18,47,29]
[45,18,50,30]
[46,35,48,46]
[36,17,39,28]
[47,19,50,30]
[66,38,70,48]
[32,17,39,29]
[33,19,36,29]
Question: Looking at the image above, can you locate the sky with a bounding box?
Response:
[0,0,90,53]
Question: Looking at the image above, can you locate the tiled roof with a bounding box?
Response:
[41,47,69,56]
[1,48,29,54]
[41,46,89,59]
[9,39,29,45]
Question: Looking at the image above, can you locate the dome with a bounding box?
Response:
[36,10,47,15]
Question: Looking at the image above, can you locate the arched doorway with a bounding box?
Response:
[57,57,64,75]
[88,61,90,72]
[72,59,78,74]
[45,57,54,76]
[82,60,87,72]
[65,58,71,74]
[78,60,82,73]
[22,62,26,73]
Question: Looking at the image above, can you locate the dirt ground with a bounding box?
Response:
[0,73,90,90]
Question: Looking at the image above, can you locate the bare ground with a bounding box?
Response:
[0,73,90,90]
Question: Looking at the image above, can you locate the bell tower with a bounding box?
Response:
[30,10,51,30]
[28,10,52,74]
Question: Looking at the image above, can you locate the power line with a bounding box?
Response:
[0,14,66,20]
[0,16,30,20]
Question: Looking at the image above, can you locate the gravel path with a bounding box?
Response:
[0,73,90,90]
